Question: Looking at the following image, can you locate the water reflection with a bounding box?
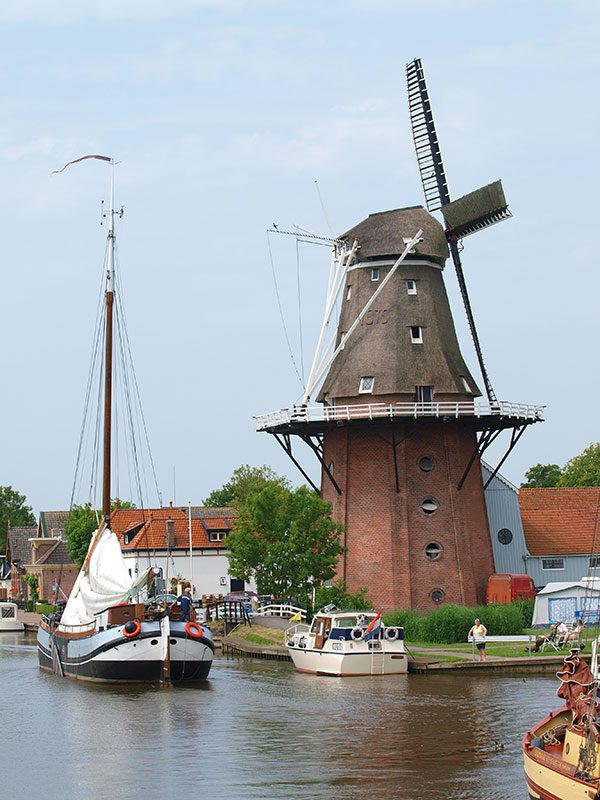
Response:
[0,639,555,800]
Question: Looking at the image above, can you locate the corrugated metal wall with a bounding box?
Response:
[482,465,594,588]
[482,465,529,575]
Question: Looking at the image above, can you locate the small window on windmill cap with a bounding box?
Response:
[359,376,374,394]
[425,542,443,560]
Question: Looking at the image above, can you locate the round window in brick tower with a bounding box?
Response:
[430,589,444,604]
[425,542,443,560]
[421,497,439,515]
[418,455,434,472]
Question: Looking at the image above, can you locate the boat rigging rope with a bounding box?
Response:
[295,235,305,383]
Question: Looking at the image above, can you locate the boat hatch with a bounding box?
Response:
[1,606,15,618]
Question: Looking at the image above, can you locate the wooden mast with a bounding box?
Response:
[102,171,116,523]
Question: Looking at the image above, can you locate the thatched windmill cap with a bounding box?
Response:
[341,206,448,263]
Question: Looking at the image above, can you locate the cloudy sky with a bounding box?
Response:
[1,0,598,514]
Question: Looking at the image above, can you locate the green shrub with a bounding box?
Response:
[419,604,474,643]
[35,602,58,616]
[383,599,533,644]
[383,609,423,641]
[511,598,535,628]
[25,600,34,612]
[469,602,524,636]
[314,579,371,612]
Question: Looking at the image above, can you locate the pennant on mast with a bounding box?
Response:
[52,154,113,174]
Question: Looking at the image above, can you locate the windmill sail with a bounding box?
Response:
[406,57,450,211]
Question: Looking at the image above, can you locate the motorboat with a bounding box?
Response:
[285,609,407,676]
[0,602,24,632]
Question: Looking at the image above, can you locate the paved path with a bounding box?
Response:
[17,611,41,630]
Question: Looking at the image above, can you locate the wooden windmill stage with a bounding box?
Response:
[255,59,544,612]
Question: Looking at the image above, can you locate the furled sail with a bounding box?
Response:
[59,524,133,628]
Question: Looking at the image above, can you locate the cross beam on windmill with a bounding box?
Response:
[407,57,512,405]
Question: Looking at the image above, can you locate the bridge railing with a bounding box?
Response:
[255,604,308,621]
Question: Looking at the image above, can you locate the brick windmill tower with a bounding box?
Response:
[256,59,544,611]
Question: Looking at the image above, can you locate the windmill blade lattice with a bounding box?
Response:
[406,57,498,404]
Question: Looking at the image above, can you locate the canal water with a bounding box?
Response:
[2,634,554,799]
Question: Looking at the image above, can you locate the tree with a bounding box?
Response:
[559,443,600,487]
[226,483,344,600]
[0,485,36,552]
[66,499,136,567]
[65,504,98,567]
[521,463,562,488]
[203,464,290,508]
[313,578,371,612]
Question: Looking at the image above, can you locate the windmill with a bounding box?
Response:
[407,57,511,404]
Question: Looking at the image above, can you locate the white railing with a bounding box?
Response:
[255,604,308,621]
[255,400,545,431]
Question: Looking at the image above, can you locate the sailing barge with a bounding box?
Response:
[37,157,213,683]
[523,648,600,799]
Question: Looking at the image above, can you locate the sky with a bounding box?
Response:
[1,0,599,515]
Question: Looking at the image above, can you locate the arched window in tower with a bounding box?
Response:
[371,268,380,282]
[406,279,417,295]
[410,326,423,344]
[346,285,352,301]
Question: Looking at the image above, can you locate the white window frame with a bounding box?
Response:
[209,530,227,543]
[590,557,600,569]
[542,558,565,571]
[346,285,352,301]
[410,325,423,344]
[460,375,471,393]
[406,279,417,295]
[359,376,374,394]
[371,268,380,282]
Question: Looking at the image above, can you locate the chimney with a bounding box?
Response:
[165,518,175,549]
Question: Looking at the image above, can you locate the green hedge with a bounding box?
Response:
[35,602,58,616]
[383,600,530,644]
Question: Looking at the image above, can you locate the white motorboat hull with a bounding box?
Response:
[287,641,408,676]
[0,603,24,632]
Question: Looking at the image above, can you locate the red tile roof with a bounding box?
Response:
[518,488,600,555]
[111,507,237,551]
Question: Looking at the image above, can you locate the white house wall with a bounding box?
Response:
[122,551,256,597]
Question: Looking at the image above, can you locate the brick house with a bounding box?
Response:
[24,537,78,602]
[111,505,253,596]
[6,526,37,601]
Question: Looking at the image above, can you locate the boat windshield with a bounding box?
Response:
[333,615,374,629]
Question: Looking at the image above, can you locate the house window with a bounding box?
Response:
[410,326,423,344]
[590,557,600,569]
[542,558,565,570]
[371,268,380,282]
[359,376,374,394]
[346,285,352,301]
[406,279,417,295]
[430,588,444,603]
[208,531,227,543]
[425,542,443,560]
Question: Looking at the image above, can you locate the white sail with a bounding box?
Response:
[60,525,134,628]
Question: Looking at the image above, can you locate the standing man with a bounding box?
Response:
[172,587,194,622]
[468,618,488,662]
